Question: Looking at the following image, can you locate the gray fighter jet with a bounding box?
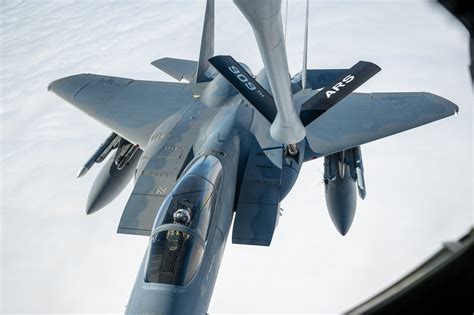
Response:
[48,0,459,314]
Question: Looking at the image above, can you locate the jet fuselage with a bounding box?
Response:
[125,80,283,314]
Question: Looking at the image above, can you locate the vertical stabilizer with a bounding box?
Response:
[301,0,309,90]
[196,0,215,83]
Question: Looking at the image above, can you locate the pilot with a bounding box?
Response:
[172,200,192,226]
[166,200,193,250]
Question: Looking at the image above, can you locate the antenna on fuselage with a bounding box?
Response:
[196,0,215,83]
[301,0,309,90]
[284,0,289,41]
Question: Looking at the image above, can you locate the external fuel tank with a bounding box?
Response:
[324,163,357,236]
[86,148,142,214]
[323,146,366,235]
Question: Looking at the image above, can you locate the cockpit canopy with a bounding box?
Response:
[144,155,223,286]
[145,228,204,286]
[153,174,215,239]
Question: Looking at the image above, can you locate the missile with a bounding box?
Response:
[346,146,367,200]
[234,0,306,145]
[77,163,93,179]
[77,132,121,178]
[323,153,338,182]
[117,144,140,171]
[356,167,366,200]
[96,134,121,163]
[114,141,140,171]
[353,146,366,200]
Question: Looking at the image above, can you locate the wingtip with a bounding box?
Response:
[425,92,460,116]
[47,74,91,101]
[454,105,460,116]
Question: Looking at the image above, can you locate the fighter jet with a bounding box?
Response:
[48,0,459,313]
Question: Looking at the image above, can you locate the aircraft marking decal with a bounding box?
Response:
[326,75,355,98]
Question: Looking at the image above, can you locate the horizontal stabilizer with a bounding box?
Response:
[299,61,381,126]
[151,57,197,82]
[304,92,459,160]
[209,55,277,122]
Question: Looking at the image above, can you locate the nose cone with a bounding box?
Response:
[325,173,357,236]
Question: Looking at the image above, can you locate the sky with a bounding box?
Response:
[1,0,472,314]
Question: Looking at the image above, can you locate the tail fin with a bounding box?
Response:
[196,0,215,83]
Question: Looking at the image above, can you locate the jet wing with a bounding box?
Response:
[48,74,193,147]
[304,92,459,160]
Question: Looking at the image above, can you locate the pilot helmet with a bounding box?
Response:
[173,201,192,226]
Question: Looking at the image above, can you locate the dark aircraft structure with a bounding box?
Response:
[347,229,474,314]
[48,0,460,313]
[438,0,473,81]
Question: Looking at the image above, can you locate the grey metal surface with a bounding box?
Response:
[125,103,245,315]
[118,103,218,236]
[324,161,357,236]
[86,148,142,215]
[234,0,306,145]
[304,92,459,160]
[196,0,214,83]
[48,74,192,147]
[151,57,198,82]
[233,138,282,246]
